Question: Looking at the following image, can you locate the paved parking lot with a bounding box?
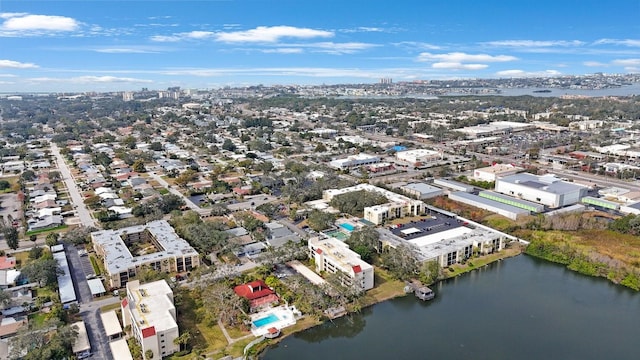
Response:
[77,248,96,279]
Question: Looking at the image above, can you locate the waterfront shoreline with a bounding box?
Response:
[253,244,524,357]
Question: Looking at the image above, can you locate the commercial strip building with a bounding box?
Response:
[92,220,200,288]
[308,236,374,291]
[323,184,424,225]
[473,164,523,182]
[494,173,587,208]
[395,149,443,166]
[399,182,444,200]
[121,280,179,359]
[328,153,380,170]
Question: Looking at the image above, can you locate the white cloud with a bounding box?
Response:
[495,69,561,77]
[307,42,377,54]
[0,13,28,19]
[594,39,640,47]
[0,60,38,69]
[29,76,152,84]
[0,14,79,32]
[93,47,161,54]
[484,40,584,47]
[612,59,640,67]
[583,61,608,67]
[394,41,442,50]
[150,30,216,42]
[417,52,517,63]
[0,74,18,78]
[262,48,304,54]
[216,26,333,43]
[432,62,488,70]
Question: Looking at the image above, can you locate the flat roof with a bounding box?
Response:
[87,278,106,296]
[401,227,422,235]
[91,220,198,274]
[71,321,90,354]
[449,192,530,215]
[109,338,133,360]
[52,252,76,304]
[287,260,326,286]
[402,182,443,195]
[100,310,123,337]
[498,173,585,194]
[408,226,474,248]
[126,280,177,334]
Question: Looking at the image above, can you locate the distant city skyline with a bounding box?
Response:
[0,0,639,92]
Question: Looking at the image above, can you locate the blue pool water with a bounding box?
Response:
[253,313,280,328]
[339,223,355,231]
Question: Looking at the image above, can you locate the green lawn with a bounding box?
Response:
[28,312,48,327]
[89,255,102,275]
[25,224,68,236]
[361,267,406,307]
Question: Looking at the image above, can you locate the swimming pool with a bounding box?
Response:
[339,223,355,231]
[253,313,280,328]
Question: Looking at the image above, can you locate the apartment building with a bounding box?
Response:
[121,280,179,359]
[308,236,374,292]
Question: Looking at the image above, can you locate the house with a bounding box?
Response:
[27,215,63,231]
[265,222,300,248]
[234,280,279,311]
[0,257,16,270]
[0,316,27,339]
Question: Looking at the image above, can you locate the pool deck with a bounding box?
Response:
[250,305,299,337]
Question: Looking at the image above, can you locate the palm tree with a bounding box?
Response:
[173,331,191,352]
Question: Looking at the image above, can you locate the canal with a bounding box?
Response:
[263,255,639,360]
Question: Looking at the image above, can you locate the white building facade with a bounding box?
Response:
[121,280,179,359]
[495,173,586,208]
[308,236,374,291]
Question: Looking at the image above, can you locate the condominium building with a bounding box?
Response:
[92,220,200,288]
[308,236,374,291]
[121,280,179,359]
[323,184,424,225]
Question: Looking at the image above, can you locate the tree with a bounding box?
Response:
[346,226,380,262]
[150,141,163,151]
[306,210,336,232]
[20,169,36,181]
[46,232,60,247]
[21,256,62,287]
[222,138,236,152]
[381,245,419,280]
[2,226,19,250]
[29,246,43,260]
[0,180,10,190]
[132,160,146,173]
[173,331,191,351]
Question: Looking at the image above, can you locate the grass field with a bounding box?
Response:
[361,267,406,307]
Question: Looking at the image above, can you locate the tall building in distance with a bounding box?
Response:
[379,77,393,84]
[122,91,134,101]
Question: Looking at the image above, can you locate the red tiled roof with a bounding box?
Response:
[352,265,362,274]
[268,327,279,334]
[141,326,156,338]
[234,280,275,301]
[121,298,128,307]
[315,248,323,255]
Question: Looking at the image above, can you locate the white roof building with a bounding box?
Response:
[323,183,424,225]
[329,153,380,170]
[308,236,374,291]
[395,149,443,165]
[473,164,523,182]
[91,220,200,288]
[71,321,91,359]
[121,280,179,360]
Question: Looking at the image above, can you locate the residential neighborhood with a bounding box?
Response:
[1,78,640,359]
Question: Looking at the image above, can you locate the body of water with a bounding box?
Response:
[263,255,639,360]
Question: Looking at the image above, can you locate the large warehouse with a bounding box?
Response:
[495,173,587,208]
[395,149,442,166]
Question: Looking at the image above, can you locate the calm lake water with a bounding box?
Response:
[263,255,639,360]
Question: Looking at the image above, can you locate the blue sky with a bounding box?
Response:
[1,0,639,92]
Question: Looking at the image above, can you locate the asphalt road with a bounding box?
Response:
[50,143,96,228]
[147,172,210,216]
[66,243,114,360]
